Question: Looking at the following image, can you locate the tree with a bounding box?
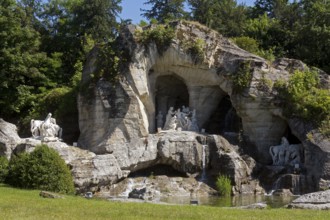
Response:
[141,0,188,23]
[252,0,289,19]
[293,0,330,73]
[0,0,61,120]
[6,145,75,194]
[188,0,247,37]
[71,0,122,42]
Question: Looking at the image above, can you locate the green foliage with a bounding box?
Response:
[70,0,122,43]
[0,157,9,183]
[232,61,253,93]
[141,0,188,23]
[139,20,149,27]
[182,38,206,63]
[6,145,75,194]
[275,70,330,136]
[135,24,175,52]
[231,36,275,61]
[0,0,61,119]
[90,39,130,83]
[216,175,232,196]
[188,0,247,37]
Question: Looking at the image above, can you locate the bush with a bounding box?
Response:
[135,24,175,52]
[183,38,206,64]
[275,70,330,137]
[232,61,253,93]
[0,156,9,182]
[231,36,275,61]
[6,145,75,194]
[216,175,232,196]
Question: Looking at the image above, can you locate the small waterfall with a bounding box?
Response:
[292,175,301,196]
[265,178,281,196]
[119,178,135,197]
[200,144,207,182]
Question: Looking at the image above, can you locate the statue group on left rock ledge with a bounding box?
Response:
[156,106,199,132]
[30,113,62,142]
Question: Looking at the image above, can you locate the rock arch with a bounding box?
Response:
[79,21,294,164]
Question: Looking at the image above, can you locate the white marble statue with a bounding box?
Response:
[175,108,185,130]
[189,110,199,132]
[162,106,200,132]
[168,115,177,130]
[269,137,302,166]
[30,113,62,141]
[163,107,175,130]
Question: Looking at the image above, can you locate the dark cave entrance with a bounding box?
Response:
[203,95,242,135]
[155,75,189,129]
[284,126,301,145]
[128,164,187,178]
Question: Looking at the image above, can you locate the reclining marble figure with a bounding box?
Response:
[30,113,62,141]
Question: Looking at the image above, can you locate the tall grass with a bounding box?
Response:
[216,175,232,196]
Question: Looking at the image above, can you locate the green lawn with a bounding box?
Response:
[0,185,329,220]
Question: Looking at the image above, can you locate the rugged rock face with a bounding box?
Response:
[1,119,260,194]
[77,21,329,196]
[78,21,329,164]
[0,119,21,159]
[288,190,330,210]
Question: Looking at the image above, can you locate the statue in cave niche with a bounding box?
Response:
[162,106,199,132]
[163,107,175,130]
[189,109,199,132]
[269,137,303,166]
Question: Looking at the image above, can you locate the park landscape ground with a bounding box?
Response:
[0,185,330,220]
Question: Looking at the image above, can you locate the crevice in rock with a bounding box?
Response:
[284,125,302,145]
[128,164,187,178]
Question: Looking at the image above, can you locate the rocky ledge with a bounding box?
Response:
[288,190,330,210]
[0,119,261,196]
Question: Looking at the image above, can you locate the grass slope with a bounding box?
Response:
[0,185,329,220]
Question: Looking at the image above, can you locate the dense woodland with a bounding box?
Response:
[1,0,329,135]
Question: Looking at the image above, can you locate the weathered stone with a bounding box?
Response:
[39,191,64,199]
[106,175,216,202]
[0,119,21,159]
[287,190,330,210]
[157,131,205,173]
[238,202,268,209]
[208,135,260,194]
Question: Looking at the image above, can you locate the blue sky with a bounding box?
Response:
[119,0,255,24]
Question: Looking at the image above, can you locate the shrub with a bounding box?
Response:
[231,36,275,61]
[274,70,330,137]
[6,145,75,194]
[183,38,206,64]
[232,61,253,93]
[135,24,175,52]
[0,156,9,182]
[216,175,232,196]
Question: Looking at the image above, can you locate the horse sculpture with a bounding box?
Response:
[269,137,302,166]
